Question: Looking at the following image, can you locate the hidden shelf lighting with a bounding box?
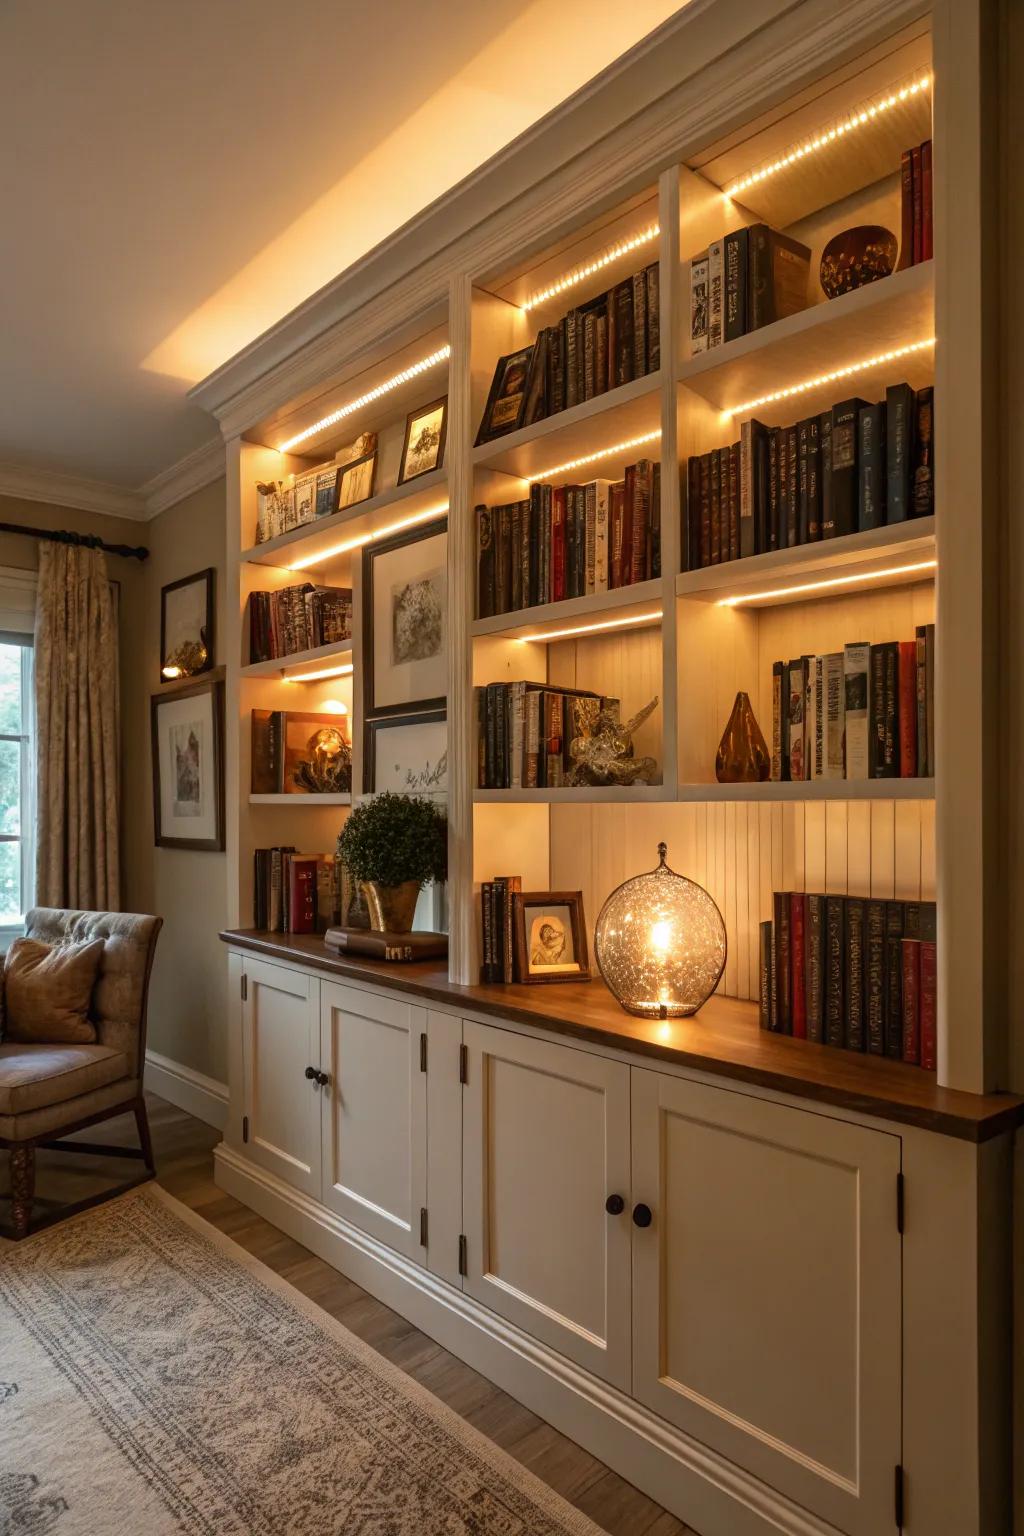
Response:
[521,224,660,311]
[724,339,934,418]
[281,662,355,683]
[516,609,662,643]
[724,72,932,199]
[718,559,936,607]
[278,346,451,452]
[287,503,449,571]
[530,430,661,483]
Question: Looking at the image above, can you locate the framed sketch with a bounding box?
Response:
[160,567,214,682]
[365,711,447,798]
[151,677,225,851]
[512,891,590,983]
[475,346,534,444]
[398,395,447,483]
[364,518,447,715]
[334,450,376,511]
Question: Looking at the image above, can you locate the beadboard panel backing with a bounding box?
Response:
[549,798,935,1002]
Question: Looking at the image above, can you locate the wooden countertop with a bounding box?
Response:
[221,929,1024,1143]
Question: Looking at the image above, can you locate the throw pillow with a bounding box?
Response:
[4,936,103,1044]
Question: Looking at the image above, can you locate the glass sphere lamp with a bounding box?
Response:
[595,843,727,1019]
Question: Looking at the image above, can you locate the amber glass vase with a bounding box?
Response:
[715,692,771,783]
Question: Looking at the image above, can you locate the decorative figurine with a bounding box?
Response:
[819,224,897,298]
[567,696,660,787]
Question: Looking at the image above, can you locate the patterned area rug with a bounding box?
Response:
[0,1186,602,1535]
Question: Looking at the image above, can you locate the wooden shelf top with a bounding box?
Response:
[241,468,448,570]
[240,637,353,679]
[472,579,663,642]
[473,372,661,481]
[221,930,1024,1143]
[248,793,352,805]
[677,779,935,802]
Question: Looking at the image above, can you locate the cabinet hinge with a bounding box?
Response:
[419,1207,428,1248]
[459,1043,468,1084]
[894,1463,904,1528]
[420,1032,428,1073]
[240,973,248,1001]
[242,1115,249,1144]
[458,1234,467,1276]
[896,1172,905,1234]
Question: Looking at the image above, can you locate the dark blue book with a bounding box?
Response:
[886,383,916,522]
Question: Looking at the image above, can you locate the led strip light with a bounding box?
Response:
[521,224,660,311]
[724,339,934,417]
[718,559,936,608]
[278,346,451,452]
[516,609,662,643]
[724,73,932,199]
[281,662,354,683]
[528,429,661,484]
[286,503,449,572]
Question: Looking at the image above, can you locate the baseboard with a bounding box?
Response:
[214,1144,842,1536]
[146,1051,228,1131]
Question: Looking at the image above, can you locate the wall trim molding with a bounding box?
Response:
[146,1050,228,1130]
[214,1143,843,1536]
[141,439,225,517]
[0,461,147,521]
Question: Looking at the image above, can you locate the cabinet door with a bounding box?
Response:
[320,981,427,1263]
[631,1068,901,1536]
[240,958,321,1196]
[462,1020,631,1389]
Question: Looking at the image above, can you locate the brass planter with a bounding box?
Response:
[361,879,422,933]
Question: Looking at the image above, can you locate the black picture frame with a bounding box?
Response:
[150,675,225,851]
[333,450,377,512]
[363,515,448,719]
[474,345,535,444]
[160,567,214,683]
[363,709,447,795]
[398,395,448,484]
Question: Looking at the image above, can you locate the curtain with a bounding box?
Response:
[34,542,120,910]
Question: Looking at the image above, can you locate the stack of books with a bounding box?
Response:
[477,683,613,790]
[689,225,810,352]
[480,875,522,982]
[684,383,934,568]
[769,628,935,782]
[253,849,339,934]
[759,890,936,1068]
[898,137,933,268]
[476,460,659,618]
[247,583,352,663]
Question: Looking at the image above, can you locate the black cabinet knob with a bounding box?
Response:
[304,1066,317,1081]
[605,1194,625,1215]
[632,1203,653,1228]
[316,1070,330,1087]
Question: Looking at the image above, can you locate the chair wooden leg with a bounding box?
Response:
[10,1144,35,1239]
[134,1099,155,1174]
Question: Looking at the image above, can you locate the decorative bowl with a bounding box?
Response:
[819,225,897,299]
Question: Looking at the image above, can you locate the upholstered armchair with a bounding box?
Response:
[0,907,162,1240]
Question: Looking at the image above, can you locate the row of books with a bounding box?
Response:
[770,629,935,782]
[477,682,610,790]
[252,847,338,933]
[758,891,937,1068]
[254,432,375,545]
[475,262,659,443]
[898,138,933,268]
[475,460,660,618]
[683,382,934,568]
[480,875,522,982]
[690,224,810,352]
[247,583,352,664]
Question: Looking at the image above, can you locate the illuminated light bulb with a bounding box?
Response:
[281,662,355,683]
[717,559,936,608]
[286,503,448,571]
[723,338,934,417]
[161,665,182,679]
[278,346,451,451]
[515,609,662,644]
[530,429,661,483]
[521,225,660,311]
[318,699,349,714]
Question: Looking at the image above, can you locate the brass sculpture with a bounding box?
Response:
[567,696,660,787]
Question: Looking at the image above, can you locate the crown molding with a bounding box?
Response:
[141,437,224,517]
[0,460,146,520]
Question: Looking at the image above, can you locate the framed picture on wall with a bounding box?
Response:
[398,395,447,484]
[364,711,447,798]
[363,518,447,716]
[151,676,225,851]
[160,567,214,682]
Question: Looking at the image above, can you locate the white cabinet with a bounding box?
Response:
[240,957,322,1196]
[630,1068,902,1536]
[461,1019,632,1389]
[319,980,427,1263]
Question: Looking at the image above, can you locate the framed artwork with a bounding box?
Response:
[160,567,214,682]
[334,450,377,511]
[364,711,448,798]
[512,891,590,984]
[364,518,447,715]
[151,677,225,851]
[398,395,448,483]
[475,346,534,444]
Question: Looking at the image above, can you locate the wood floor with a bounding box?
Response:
[3,1093,692,1536]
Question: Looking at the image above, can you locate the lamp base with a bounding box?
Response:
[615,1000,704,1020]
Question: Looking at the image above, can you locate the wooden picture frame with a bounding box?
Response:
[151,676,225,851]
[363,516,447,717]
[512,891,590,984]
[333,450,377,511]
[364,709,447,797]
[160,567,214,683]
[474,346,534,444]
[398,395,448,484]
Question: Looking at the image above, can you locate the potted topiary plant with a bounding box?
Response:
[337,792,447,933]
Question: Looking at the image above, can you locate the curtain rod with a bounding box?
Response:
[0,521,149,562]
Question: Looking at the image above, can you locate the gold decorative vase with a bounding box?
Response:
[715,691,771,783]
[361,879,422,933]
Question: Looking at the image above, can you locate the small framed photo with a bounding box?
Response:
[364,710,447,798]
[364,517,447,715]
[160,567,214,682]
[151,676,225,851]
[475,346,534,444]
[513,891,590,984]
[399,396,448,484]
[334,450,377,511]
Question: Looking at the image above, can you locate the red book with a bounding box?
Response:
[898,640,917,776]
[287,855,319,934]
[898,148,915,269]
[921,139,933,262]
[911,144,924,265]
[551,486,567,602]
[901,938,921,1064]
[790,893,807,1039]
[920,940,937,1070]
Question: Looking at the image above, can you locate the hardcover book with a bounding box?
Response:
[827,397,870,538]
[689,253,709,353]
[805,893,825,1043]
[724,227,749,343]
[748,225,811,329]
[825,895,845,1047]
[843,642,871,780]
[845,898,866,1052]
[886,383,916,522]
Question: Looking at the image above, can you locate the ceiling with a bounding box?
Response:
[0,0,684,497]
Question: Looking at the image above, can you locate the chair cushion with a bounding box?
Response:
[0,1042,128,1116]
[4,935,103,1043]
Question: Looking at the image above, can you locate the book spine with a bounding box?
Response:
[920,939,937,1070]
[524,690,540,788]
[594,481,610,593]
[645,262,660,373]
[728,442,740,563]
[776,890,791,1033]
[551,487,566,602]
[812,655,825,780]
[873,642,899,778]
[768,428,780,552]
[724,228,748,343]
[845,898,866,1051]
[805,893,825,1042]
[564,312,579,409]
[583,311,597,401]
[708,238,724,349]
[685,456,700,571]
[759,920,773,1029]
[865,901,886,1054]
[476,505,495,618]
[885,902,905,1057]
[480,882,492,981]
[509,681,524,789]
[901,938,922,1064]
[632,270,647,382]
[823,652,845,779]
[594,312,608,401]
[689,254,709,354]
[796,417,810,545]
[912,144,923,264]
[899,640,917,776]
[585,482,597,596]
[614,282,633,386]
[925,622,935,775]
[784,425,798,549]
[771,660,784,781]
[843,642,871,780]
[633,459,652,583]
[858,402,886,530]
[921,139,933,262]
[790,892,806,1039]
[898,147,914,269]
[915,626,928,777]
[739,421,754,558]
[886,384,915,523]
[817,412,831,544]
[913,386,934,518]
[709,451,721,566]
[825,895,845,1046]
[748,224,768,330]
[787,658,807,782]
[827,399,865,537]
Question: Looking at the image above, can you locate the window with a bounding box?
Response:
[0,637,33,928]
